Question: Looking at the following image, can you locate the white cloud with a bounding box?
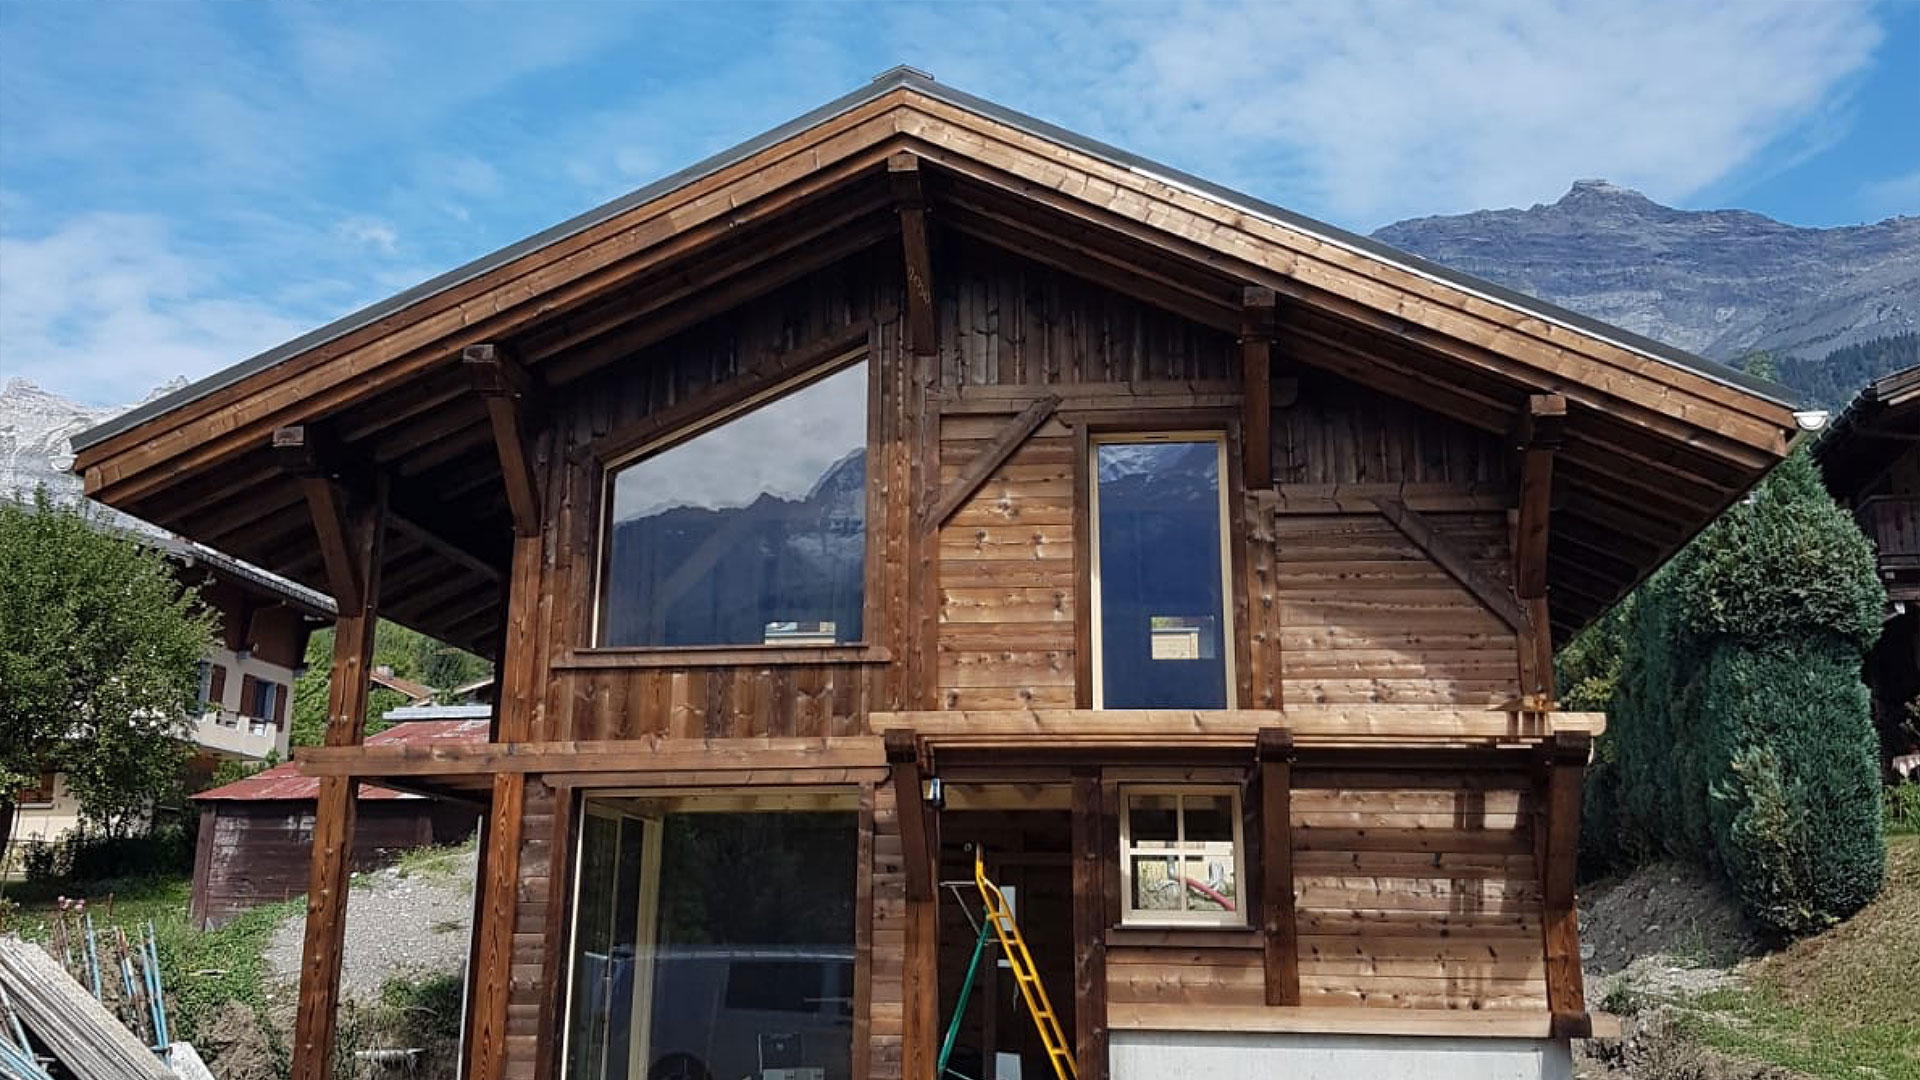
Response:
[882,0,1883,224]
[334,216,401,256]
[0,214,309,405]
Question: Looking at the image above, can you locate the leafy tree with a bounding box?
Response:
[0,490,215,847]
[1591,449,1886,934]
[291,621,491,747]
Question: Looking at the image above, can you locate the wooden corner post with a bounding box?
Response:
[281,427,386,1080]
[1538,732,1590,1038]
[1257,728,1300,1006]
[1514,394,1566,700]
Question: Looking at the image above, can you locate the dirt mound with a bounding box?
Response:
[196,999,280,1080]
[1581,861,1756,976]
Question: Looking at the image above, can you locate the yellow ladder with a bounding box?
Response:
[973,849,1078,1080]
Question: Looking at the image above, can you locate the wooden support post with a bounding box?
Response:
[1538,732,1590,1038]
[890,152,936,357]
[887,729,939,1079]
[465,531,544,1080]
[290,475,385,1080]
[1072,770,1109,1077]
[1257,728,1299,1006]
[1514,393,1566,600]
[886,730,934,902]
[466,773,527,1080]
[1514,394,1565,702]
[464,343,543,537]
[1241,287,1277,490]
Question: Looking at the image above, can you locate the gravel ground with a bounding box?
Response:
[265,849,477,1001]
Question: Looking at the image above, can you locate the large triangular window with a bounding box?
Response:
[597,360,868,648]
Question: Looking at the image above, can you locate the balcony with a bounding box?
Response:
[190,708,281,760]
[1857,496,1920,571]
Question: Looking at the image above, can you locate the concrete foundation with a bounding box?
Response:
[1110,1030,1573,1080]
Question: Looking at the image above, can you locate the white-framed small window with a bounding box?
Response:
[1119,786,1244,926]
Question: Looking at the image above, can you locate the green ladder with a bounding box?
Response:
[936,850,1077,1080]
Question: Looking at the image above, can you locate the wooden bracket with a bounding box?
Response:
[1241,287,1278,489]
[885,729,936,903]
[1371,495,1530,633]
[1513,394,1566,600]
[464,343,543,537]
[274,425,365,611]
[889,152,936,357]
[1256,727,1299,1006]
[925,394,1060,531]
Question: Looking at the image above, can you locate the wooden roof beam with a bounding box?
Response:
[889,152,936,356]
[1514,394,1566,600]
[463,343,543,537]
[539,213,897,385]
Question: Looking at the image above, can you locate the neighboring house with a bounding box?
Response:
[187,715,486,929]
[1814,364,1920,773]
[7,533,332,859]
[72,71,1807,1080]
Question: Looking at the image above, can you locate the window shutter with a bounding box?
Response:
[241,674,259,718]
[210,664,228,706]
[273,683,288,729]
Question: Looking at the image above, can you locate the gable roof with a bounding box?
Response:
[1814,363,1920,500]
[71,68,1803,648]
[71,68,1792,454]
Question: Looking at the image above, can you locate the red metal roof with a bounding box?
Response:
[192,719,489,802]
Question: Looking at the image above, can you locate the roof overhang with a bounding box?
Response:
[72,68,1802,650]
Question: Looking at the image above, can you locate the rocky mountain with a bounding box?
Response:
[0,377,188,534]
[1372,180,1920,366]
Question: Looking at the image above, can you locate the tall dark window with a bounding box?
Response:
[598,361,868,648]
[1091,435,1233,708]
[563,800,858,1080]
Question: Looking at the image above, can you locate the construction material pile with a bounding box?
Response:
[0,898,182,1079]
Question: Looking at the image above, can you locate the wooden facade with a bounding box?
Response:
[1816,365,1920,772]
[72,71,1803,1080]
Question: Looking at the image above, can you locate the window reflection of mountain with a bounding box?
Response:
[602,448,866,647]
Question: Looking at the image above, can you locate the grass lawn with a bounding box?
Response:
[1,872,300,1048]
[1680,832,1920,1080]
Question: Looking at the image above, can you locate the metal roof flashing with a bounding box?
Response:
[71,68,1796,455]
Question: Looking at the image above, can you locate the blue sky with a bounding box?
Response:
[2,0,1916,408]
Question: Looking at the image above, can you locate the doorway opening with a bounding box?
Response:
[936,801,1077,1080]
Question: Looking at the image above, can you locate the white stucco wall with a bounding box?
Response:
[1110,1031,1573,1080]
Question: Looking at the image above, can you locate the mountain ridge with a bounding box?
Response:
[1371,181,1920,364]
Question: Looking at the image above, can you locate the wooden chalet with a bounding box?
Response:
[1815,364,1920,772]
[71,69,1804,1080]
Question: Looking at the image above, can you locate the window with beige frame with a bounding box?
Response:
[1118,786,1244,926]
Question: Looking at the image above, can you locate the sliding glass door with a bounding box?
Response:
[564,795,858,1080]
[1090,434,1234,709]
